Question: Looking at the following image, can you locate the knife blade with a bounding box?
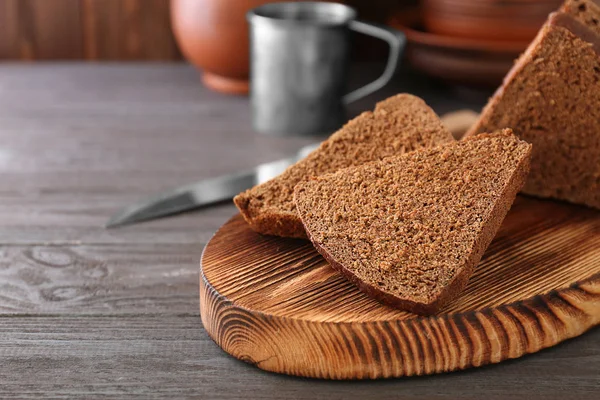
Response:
[106,143,319,228]
[106,111,475,228]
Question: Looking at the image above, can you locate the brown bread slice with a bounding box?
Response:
[234,94,454,239]
[294,130,532,315]
[466,12,600,209]
[561,0,600,36]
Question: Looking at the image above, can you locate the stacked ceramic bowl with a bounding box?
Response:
[389,0,563,87]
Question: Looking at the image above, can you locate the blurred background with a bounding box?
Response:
[0,0,562,90]
[0,0,401,61]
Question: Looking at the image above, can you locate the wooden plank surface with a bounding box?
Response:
[0,63,597,398]
[0,316,598,400]
[0,0,399,61]
[0,0,181,60]
[0,0,83,60]
[80,0,181,61]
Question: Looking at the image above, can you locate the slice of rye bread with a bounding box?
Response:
[561,0,600,36]
[234,94,454,239]
[294,130,532,315]
[465,12,600,209]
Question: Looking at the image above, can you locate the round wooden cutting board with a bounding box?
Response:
[200,196,600,379]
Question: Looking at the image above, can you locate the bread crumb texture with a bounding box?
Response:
[234,94,454,238]
[295,131,532,311]
[468,20,600,209]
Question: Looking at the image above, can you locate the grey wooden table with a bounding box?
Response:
[0,64,597,399]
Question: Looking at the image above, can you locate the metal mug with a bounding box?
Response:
[247,2,406,136]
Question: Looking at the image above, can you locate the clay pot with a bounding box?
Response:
[422,0,563,42]
[170,0,278,94]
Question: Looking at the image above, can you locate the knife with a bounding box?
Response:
[106,110,477,228]
[106,143,320,228]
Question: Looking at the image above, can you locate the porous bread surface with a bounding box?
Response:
[234,94,454,238]
[561,0,600,36]
[294,130,532,314]
[466,18,600,209]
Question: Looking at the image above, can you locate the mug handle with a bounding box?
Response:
[343,21,406,104]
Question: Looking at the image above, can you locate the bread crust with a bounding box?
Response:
[561,0,600,37]
[234,192,307,239]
